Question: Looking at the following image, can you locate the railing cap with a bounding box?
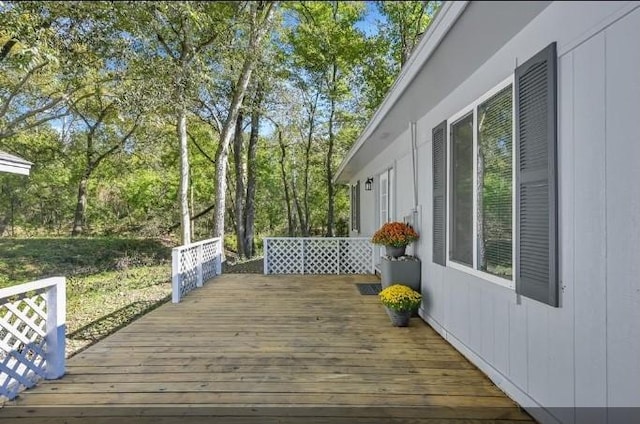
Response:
[173,237,222,253]
[0,277,65,301]
[263,237,371,241]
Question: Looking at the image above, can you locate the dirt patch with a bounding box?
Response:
[223,253,264,274]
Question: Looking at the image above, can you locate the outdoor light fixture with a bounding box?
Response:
[365,177,373,191]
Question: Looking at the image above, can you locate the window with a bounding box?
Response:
[435,42,558,305]
[450,113,474,266]
[447,79,514,286]
[351,181,360,232]
[477,86,513,279]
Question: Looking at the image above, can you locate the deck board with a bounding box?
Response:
[1,274,534,423]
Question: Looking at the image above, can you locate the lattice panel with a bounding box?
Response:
[0,291,48,400]
[304,239,339,274]
[265,238,373,275]
[202,241,220,282]
[172,238,223,303]
[266,239,303,274]
[339,239,373,274]
[178,246,198,298]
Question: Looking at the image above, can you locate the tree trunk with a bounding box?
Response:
[0,216,7,237]
[290,151,305,236]
[213,137,230,238]
[212,1,277,240]
[177,104,191,245]
[302,94,318,237]
[277,127,294,236]
[225,163,237,235]
[233,111,246,258]
[72,174,89,236]
[325,76,336,237]
[243,88,261,257]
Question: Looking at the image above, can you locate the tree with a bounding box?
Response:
[141,2,239,245]
[0,0,443,247]
[206,1,278,241]
[286,1,366,236]
[361,1,439,112]
[70,89,140,236]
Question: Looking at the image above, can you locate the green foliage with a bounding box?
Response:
[0,236,172,287]
[0,1,440,255]
[0,236,172,355]
[361,1,441,112]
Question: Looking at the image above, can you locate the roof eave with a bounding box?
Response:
[0,150,33,175]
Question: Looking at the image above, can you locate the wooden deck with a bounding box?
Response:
[1,274,533,423]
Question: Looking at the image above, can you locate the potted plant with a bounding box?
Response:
[379,284,422,327]
[371,221,419,258]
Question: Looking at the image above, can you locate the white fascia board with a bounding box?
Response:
[0,161,31,175]
[334,1,468,184]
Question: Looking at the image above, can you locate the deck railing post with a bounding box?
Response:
[196,243,203,288]
[337,239,341,274]
[215,238,222,276]
[171,248,181,303]
[300,239,305,274]
[263,238,269,275]
[45,277,65,380]
[0,277,69,399]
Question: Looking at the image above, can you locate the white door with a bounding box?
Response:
[378,168,394,264]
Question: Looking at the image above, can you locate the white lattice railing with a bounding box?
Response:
[0,277,66,401]
[172,237,222,303]
[263,237,374,275]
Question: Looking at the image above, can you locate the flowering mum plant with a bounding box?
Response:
[371,222,419,247]
[379,284,422,312]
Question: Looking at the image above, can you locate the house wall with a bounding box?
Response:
[349,2,640,423]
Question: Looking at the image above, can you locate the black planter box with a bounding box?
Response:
[380,257,421,292]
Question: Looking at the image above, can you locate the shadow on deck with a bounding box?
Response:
[1,274,533,423]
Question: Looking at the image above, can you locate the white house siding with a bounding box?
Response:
[348,2,640,423]
[604,6,640,412]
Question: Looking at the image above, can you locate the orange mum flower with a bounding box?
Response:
[371,222,419,247]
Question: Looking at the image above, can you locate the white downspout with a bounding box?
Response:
[410,121,420,257]
[410,122,419,210]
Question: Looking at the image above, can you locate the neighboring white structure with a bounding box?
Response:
[0,150,32,175]
[336,2,640,423]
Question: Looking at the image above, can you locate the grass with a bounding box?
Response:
[0,237,173,357]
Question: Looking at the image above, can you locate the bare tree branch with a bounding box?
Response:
[187,131,215,164]
[0,111,69,140]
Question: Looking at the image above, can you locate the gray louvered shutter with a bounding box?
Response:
[432,120,447,265]
[515,42,559,307]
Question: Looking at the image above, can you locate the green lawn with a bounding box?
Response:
[0,237,173,357]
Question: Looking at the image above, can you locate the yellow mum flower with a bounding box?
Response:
[379,284,422,312]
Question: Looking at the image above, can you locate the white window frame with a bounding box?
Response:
[446,76,516,290]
